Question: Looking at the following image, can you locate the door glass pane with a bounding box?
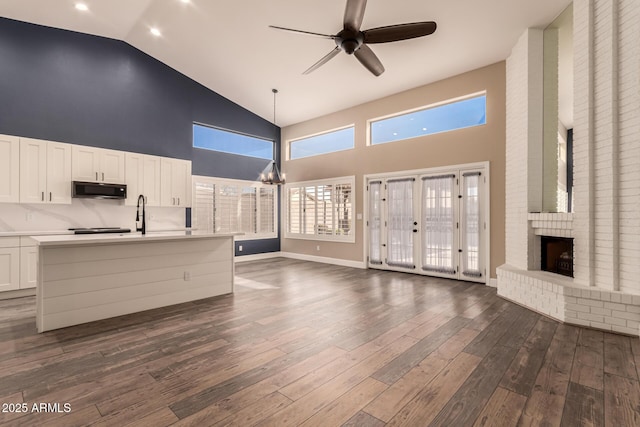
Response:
[461,173,482,278]
[369,181,383,264]
[386,178,414,268]
[421,174,456,274]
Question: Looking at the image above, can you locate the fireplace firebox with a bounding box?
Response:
[541,236,574,278]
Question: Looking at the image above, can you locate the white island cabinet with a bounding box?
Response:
[32,232,236,333]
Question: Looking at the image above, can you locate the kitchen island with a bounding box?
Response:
[32,231,237,332]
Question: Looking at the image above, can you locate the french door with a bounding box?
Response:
[367,165,487,283]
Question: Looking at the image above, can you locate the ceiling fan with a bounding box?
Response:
[269,0,437,77]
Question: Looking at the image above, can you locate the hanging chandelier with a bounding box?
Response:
[261,88,285,185]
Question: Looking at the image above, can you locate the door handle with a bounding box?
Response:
[96,172,98,181]
[102,172,105,181]
[177,197,180,205]
[41,192,44,201]
[413,229,418,233]
[49,192,52,201]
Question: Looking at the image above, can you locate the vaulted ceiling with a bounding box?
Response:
[0,0,571,126]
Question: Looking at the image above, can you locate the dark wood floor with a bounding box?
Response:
[1,258,639,426]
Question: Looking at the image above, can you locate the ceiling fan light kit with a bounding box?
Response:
[269,0,437,76]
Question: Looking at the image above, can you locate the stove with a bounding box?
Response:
[69,227,132,235]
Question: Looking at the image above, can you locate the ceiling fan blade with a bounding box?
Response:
[303,47,342,75]
[343,0,367,31]
[354,44,385,76]
[269,25,336,40]
[363,21,437,44]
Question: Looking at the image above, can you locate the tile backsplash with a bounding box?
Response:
[0,199,185,233]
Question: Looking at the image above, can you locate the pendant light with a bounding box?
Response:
[261,88,285,185]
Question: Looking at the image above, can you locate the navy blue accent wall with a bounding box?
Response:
[0,17,281,255]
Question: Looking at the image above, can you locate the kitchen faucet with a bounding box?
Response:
[136,194,146,235]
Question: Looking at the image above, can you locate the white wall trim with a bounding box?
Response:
[235,252,283,263]
[0,288,35,301]
[280,251,366,269]
[488,278,498,288]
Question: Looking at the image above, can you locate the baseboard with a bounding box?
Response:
[0,288,36,300]
[488,278,498,288]
[280,252,366,269]
[235,252,283,263]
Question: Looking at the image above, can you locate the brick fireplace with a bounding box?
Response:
[497,0,640,337]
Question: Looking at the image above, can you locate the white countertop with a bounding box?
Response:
[0,230,75,237]
[31,231,240,247]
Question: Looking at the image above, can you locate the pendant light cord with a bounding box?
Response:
[272,88,278,125]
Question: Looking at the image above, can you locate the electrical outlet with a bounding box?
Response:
[184,271,191,281]
[316,245,320,251]
[25,212,34,222]
[238,245,243,252]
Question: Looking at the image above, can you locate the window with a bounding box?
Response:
[192,176,277,240]
[285,176,355,242]
[369,93,487,145]
[193,123,274,160]
[289,126,354,160]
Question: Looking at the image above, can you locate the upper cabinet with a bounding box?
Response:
[20,138,72,204]
[161,158,191,207]
[125,152,161,207]
[0,134,20,203]
[2,133,192,208]
[72,145,125,183]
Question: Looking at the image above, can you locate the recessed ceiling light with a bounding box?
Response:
[150,27,162,37]
[180,0,190,3]
[75,3,89,11]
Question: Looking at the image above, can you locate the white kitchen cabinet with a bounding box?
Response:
[125,153,161,207]
[101,149,126,183]
[48,142,73,204]
[20,244,37,290]
[0,134,20,203]
[20,138,72,204]
[0,238,20,292]
[72,145,125,183]
[161,158,191,207]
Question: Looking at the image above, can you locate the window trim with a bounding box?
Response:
[366,91,487,146]
[287,124,355,161]
[193,122,275,160]
[191,175,278,241]
[284,175,356,243]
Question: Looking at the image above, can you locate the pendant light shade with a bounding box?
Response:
[261,88,285,185]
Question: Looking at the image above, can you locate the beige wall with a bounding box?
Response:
[281,61,506,278]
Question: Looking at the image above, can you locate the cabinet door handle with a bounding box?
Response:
[41,192,44,201]
[177,197,180,206]
[96,172,98,180]
[102,172,105,181]
[49,192,52,201]
[172,197,176,205]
